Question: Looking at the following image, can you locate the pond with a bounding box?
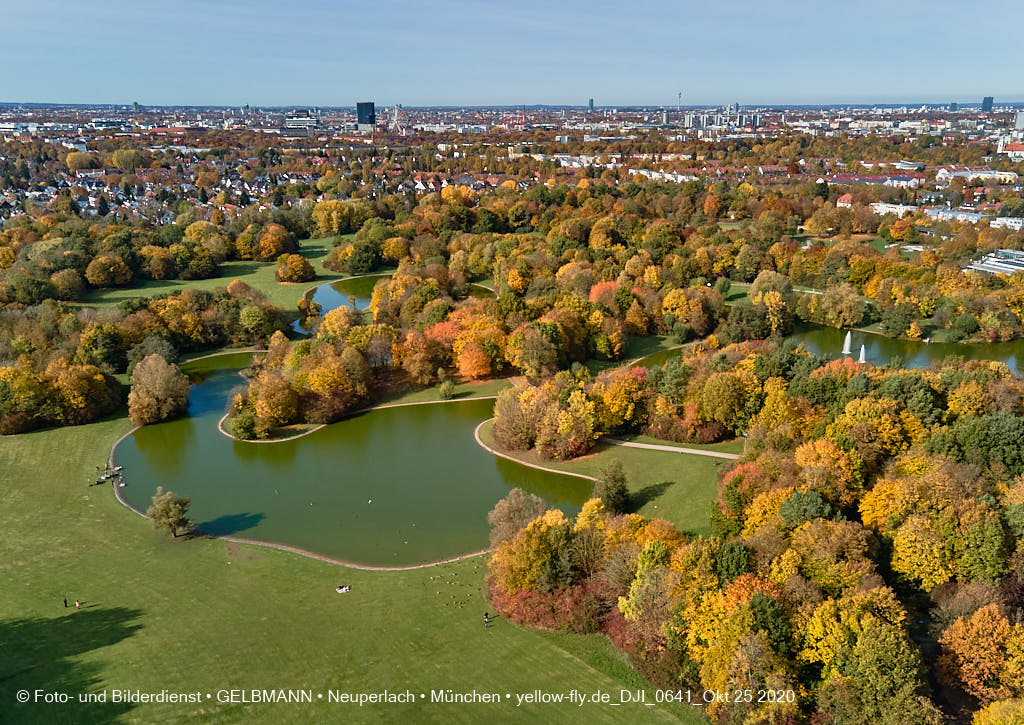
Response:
[786,327,1024,374]
[292,275,493,334]
[633,327,1024,373]
[114,353,589,566]
[291,275,387,334]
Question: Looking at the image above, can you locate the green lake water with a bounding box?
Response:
[634,328,1024,373]
[114,353,589,566]
[309,275,385,312]
[785,327,1024,374]
[291,276,386,334]
[293,276,491,335]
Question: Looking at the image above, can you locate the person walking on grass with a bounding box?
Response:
[484,612,489,629]
[75,600,80,609]
[64,597,67,608]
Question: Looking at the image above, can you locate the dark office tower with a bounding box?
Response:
[948,102,958,112]
[356,102,376,132]
[982,96,994,113]
[588,98,594,112]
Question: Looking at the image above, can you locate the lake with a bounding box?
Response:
[634,327,1024,374]
[114,353,589,566]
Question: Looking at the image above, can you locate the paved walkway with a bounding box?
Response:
[602,437,741,460]
[732,281,822,296]
[473,420,597,481]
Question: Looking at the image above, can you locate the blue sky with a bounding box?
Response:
[3,0,1021,107]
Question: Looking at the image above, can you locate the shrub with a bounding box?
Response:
[229,410,256,440]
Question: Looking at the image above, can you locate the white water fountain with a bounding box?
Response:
[858,344,866,364]
[842,331,852,355]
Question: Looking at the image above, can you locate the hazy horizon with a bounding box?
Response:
[3,0,1022,108]
[1,99,1022,111]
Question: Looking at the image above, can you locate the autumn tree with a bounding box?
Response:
[817,283,866,327]
[65,151,99,172]
[506,324,559,378]
[594,460,630,514]
[939,604,1023,704]
[251,372,299,436]
[85,254,132,287]
[492,386,542,450]
[128,355,190,425]
[111,148,145,173]
[488,488,548,547]
[399,330,443,384]
[456,340,492,379]
[973,699,1024,725]
[275,253,315,283]
[815,618,940,725]
[147,486,193,538]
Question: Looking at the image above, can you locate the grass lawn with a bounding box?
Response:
[725,286,749,304]
[584,335,681,374]
[624,334,677,361]
[0,414,706,725]
[73,236,353,311]
[853,321,886,335]
[808,233,886,251]
[863,236,887,252]
[477,420,722,538]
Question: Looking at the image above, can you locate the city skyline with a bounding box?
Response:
[3,0,1023,107]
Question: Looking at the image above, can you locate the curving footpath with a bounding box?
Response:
[219,394,502,443]
[180,347,261,365]
[473,419,597,481]
[627,342,690,366]
[602,437,740,460]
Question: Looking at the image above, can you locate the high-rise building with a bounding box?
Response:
[356,102,376,132]
[1015,111,1024,130]
[982,96,994,113]
[948,102,958,112]
[588,98,594,112]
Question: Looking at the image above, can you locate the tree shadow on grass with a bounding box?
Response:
[0,606,143,724]
[222,261,264,277]
[630,481,673,511]
[196,512,265,537]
